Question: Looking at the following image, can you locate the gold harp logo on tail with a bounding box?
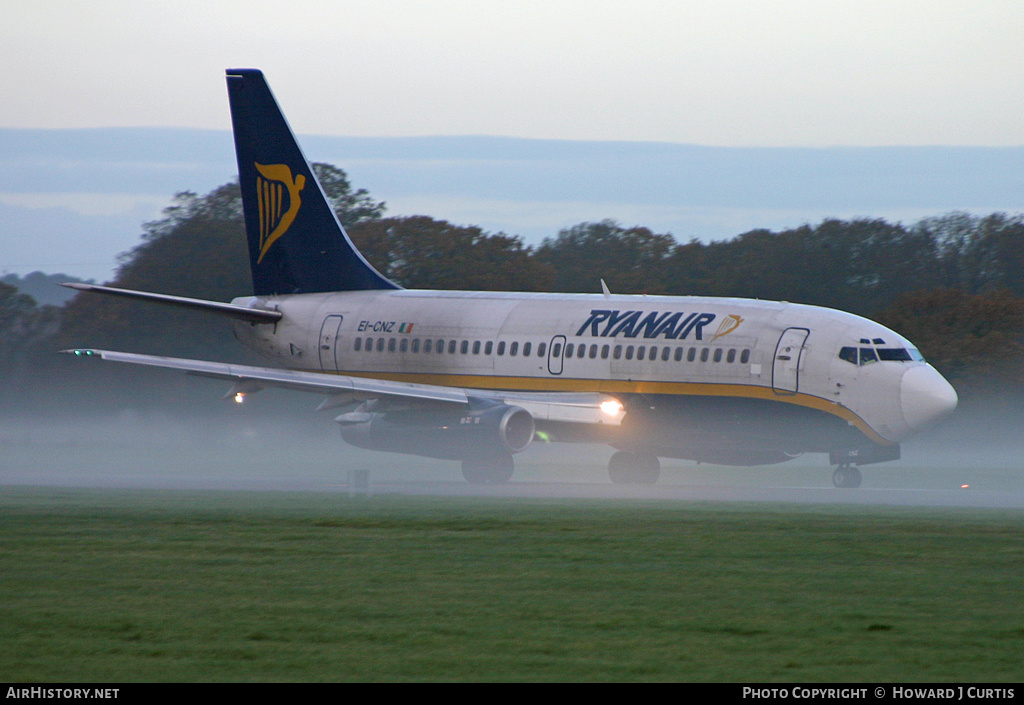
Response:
[254,163,306,263]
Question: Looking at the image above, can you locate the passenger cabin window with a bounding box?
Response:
[497,341,506,356]
[510,342,519,356]
[523,342,532,356]
[354,338,362,352]
[538,342,546,357]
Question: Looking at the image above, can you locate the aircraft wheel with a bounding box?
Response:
[462,454,514,484]
[609,451,633,484]
[608,451,661,484]
[832,464,862,489]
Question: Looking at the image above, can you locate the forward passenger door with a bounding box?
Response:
[773,327,809,394]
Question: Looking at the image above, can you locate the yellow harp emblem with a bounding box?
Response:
[711,314,744,341]
[254,163,306,262]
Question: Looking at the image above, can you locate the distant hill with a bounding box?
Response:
[1,272,91,306]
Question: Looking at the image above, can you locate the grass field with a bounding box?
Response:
[1,486,1023,682]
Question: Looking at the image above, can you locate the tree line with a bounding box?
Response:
[5,164,1023,399]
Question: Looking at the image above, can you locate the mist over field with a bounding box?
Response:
[3,357,1022,510]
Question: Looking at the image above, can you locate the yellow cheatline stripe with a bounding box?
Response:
[332,369,893,446]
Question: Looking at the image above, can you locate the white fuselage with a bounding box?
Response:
[231,289,958,452]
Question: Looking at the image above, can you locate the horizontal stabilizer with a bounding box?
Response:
[61,283,282,323]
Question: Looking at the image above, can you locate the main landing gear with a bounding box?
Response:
[461,453,514,484]
[832,464,862,489]
[608,451,661,485]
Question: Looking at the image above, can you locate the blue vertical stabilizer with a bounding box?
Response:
[226,69,399,295]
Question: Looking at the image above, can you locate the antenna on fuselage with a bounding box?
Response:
[600,279,612,298]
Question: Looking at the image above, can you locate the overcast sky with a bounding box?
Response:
[5,0,1024,147]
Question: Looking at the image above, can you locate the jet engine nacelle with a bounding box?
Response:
[335,400,535,461]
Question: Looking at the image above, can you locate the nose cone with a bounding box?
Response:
[901,365,958,432]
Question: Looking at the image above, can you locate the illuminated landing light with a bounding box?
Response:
[960,484,970,490]
[234,392,246,404]
[600,399,624,417]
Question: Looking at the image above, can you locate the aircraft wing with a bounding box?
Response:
[63,349,625,426]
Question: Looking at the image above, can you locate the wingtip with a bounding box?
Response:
[60,348,101,357]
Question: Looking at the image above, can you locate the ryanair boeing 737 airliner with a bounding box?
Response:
[64,69,958,487]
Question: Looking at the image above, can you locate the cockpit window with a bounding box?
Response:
[877,348,912,362]
[839,345,925,365]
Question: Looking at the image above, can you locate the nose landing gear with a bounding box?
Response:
[832,464,862,489]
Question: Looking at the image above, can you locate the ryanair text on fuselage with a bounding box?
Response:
[574,309,731,341]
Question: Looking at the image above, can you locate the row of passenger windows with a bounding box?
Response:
[352,336,752,364]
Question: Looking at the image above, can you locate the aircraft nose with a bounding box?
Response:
[901,365,958,432]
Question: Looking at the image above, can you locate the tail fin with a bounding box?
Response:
[225,69,398,295]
